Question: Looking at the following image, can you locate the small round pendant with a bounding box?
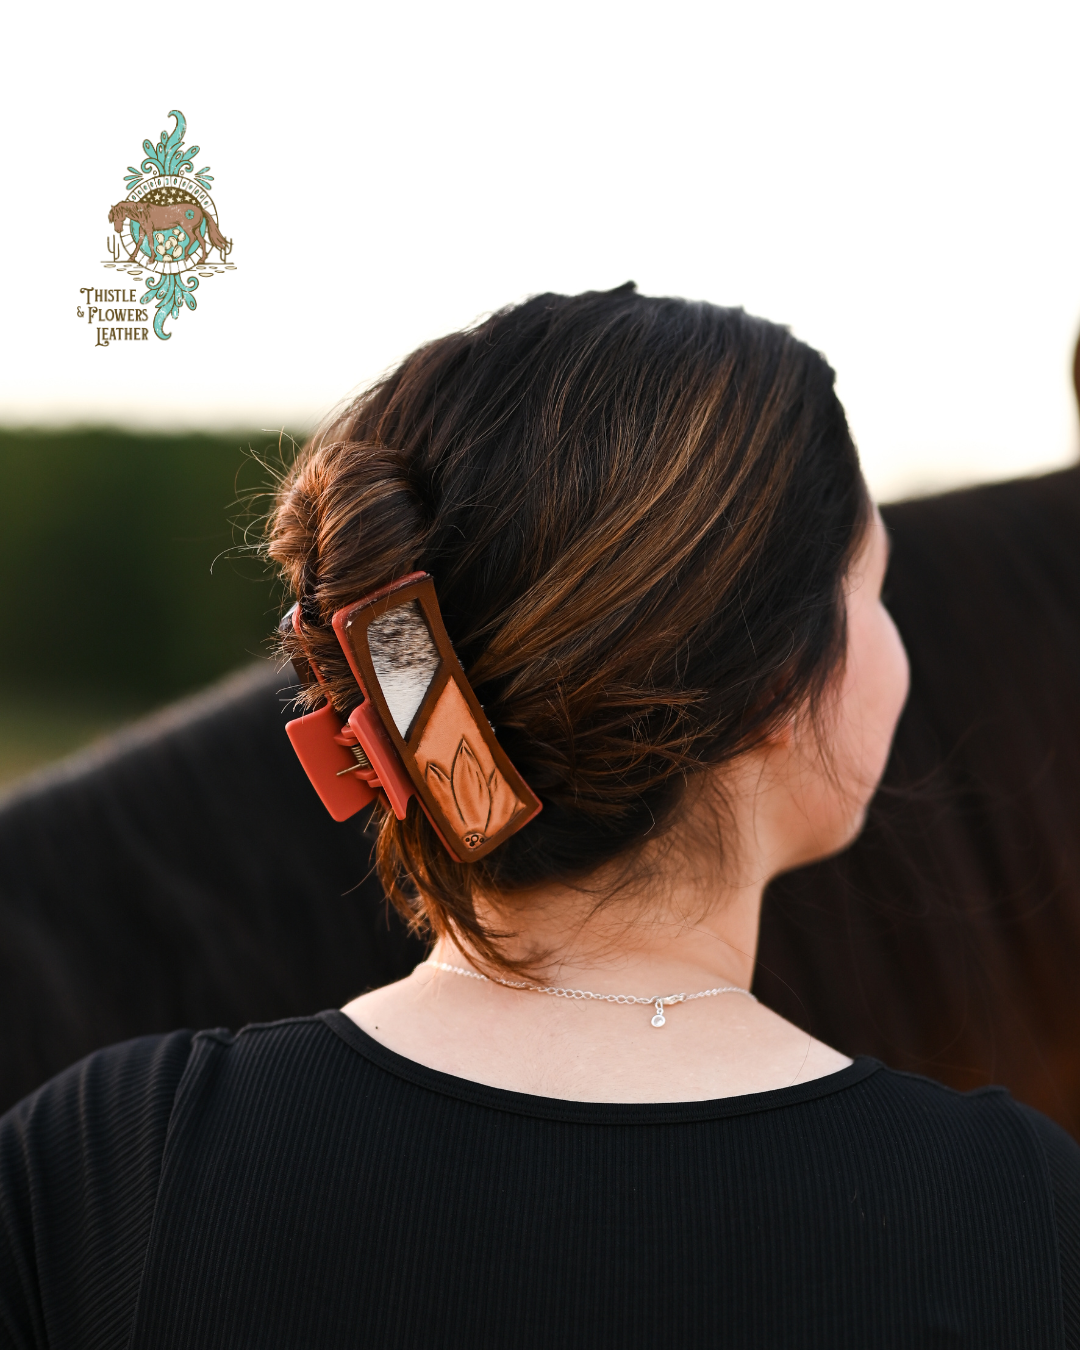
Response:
[651,1012,666,1027]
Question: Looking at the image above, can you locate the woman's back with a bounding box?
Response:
[2,1014,1078,1349]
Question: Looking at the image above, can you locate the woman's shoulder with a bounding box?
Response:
[0,1029,198,1349]
[1011,1100,1080,1291]
[0,1017,345,1348]
[1,1026,198,1159]
[856,1064,1080,1229]
[862,1059,1080,1150]
[0,1014,355,1185]
[0,1013,350,1150]
[883,1076,1080,1335]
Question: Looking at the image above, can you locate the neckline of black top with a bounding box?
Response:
[317,1009,883,1126]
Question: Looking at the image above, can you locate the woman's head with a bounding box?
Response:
[268,284,889,960]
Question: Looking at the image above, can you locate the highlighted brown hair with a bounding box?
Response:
[268,285,868,963]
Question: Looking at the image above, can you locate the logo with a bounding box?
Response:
[80,110,235,344]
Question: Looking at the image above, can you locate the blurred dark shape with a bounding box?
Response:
[0,664,423,1114]
[1074,329,1080,420]
[1,467,1079,1129]
[757,466,1080,1132]
[0,427,283,706]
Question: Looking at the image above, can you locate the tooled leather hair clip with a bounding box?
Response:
[282,572,542,863]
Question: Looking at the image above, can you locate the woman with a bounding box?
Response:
[1,285,1077,1348]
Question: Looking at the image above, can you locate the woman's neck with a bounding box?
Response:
[442,751,809,996]
[343,772,852,1102]
[437,863,763,1000]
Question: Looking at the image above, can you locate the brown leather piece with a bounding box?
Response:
[331,573,541,863]
[416,678,526,850]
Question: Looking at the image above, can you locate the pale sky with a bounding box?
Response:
[2,0,1079,501]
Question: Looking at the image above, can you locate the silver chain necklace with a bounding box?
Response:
[425,959,757,1028]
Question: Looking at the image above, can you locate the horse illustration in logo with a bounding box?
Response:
[108,198,231,266]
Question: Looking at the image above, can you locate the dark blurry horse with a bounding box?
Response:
[752,335,1080,1130]
[757,463,1080,1130]
[0,665,422,1114]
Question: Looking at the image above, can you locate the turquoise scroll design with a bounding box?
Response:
[124,111,215,192]
[140,273,199,341]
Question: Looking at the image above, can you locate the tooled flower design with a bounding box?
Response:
[425,738,520,849]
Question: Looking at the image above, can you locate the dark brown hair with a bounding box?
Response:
[268,284,868,962]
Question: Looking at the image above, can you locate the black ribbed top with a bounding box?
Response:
[1,1011,1078,1348]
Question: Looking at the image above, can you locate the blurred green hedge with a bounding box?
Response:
[0,427,295,708]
